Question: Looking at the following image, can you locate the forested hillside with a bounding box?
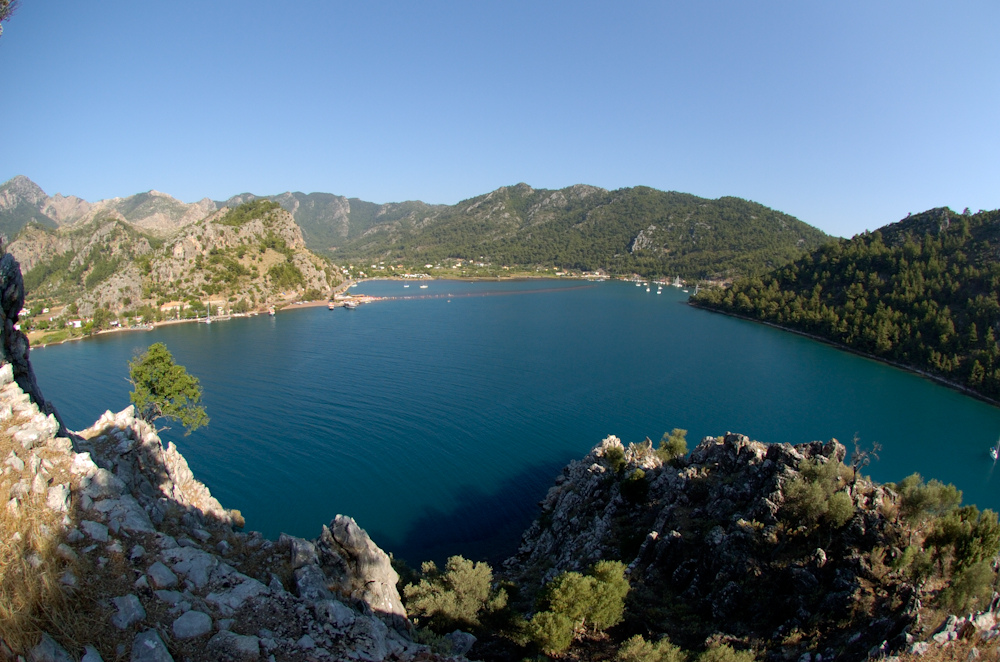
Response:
[329,184,830,279]
[692,207,1000,400]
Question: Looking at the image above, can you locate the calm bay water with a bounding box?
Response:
[29,280,1000,564]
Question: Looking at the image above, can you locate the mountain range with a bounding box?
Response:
[0,176,831,282]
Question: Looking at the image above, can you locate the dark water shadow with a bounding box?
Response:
[387,459,569,567]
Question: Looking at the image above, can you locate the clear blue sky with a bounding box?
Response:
[2,1,997,238]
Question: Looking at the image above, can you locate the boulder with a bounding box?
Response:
[130,630,173,662]
[111,594,146,630]
[172,610,213,639]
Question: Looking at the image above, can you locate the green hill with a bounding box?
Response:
[692,206,1000,400]
[326,184,830,279]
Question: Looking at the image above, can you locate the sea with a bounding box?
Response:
[28,279,1000,565]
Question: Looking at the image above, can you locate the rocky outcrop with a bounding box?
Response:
[505,433,920,661]
[0,252,61,426]
[0,254,451,661]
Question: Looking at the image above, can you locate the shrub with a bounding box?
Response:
[782,458,852,529]
[657,428,688,463]
[403,556,507,632]
[940,560,994,613]
[894,473,962,522]
[826,490,855,528]
[529,560,630,652]
[697,643,757,662]
[527,610,574,656]
[219,199,281,226]
[617,635,686,662]
[604,446,626,473]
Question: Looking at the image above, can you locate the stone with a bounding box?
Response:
[154,589,184,605]
[81,468,126,499]
[314,599,356,628]
[111,594,146,629]
[81,519,110,542]
[27,632,73,662]
[81,645,104,662]
[294,564,333,601]
[4,451,23,472]
[46,484,70,512]
[15,426,45,450]
[347,616,389,662]
[59,571,77,588]
[205,576,269,616]
[173,610,213,639]
[191,528,211,542]
[162,546,218,588]
[445,630,477,656]
[130,544,146,561]
[32,472,48,494]
[147,561,179,589]
[130,629,174,662]
[55,544,78,562]
[296,634,316,649]
[70,452,98,475]
[207,630,261,661]
[104,495,155,534]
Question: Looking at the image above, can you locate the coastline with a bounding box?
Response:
[688,300,1000,409]
[26,274,618,348]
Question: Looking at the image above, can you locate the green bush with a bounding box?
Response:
[604,446,626,473]
[782,458,853,529]
[940,560,995,613]
[826,491,855,528]
[697,643,757,662]
[894,473,962,522]
[617,635,686,662]
[528,560,630,653]
[657,428,688,463]
[219,199,281,226]
[268,262,305,290]
[403,556,507,632]
[527,610,574,656]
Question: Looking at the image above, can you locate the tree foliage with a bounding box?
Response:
[402,556,507,633]
[128,343,208,435]
[782,457,854,529]
[219,199,281,226]
[693,207,1000,400]
[528,560,630,654]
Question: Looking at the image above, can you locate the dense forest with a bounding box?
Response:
[692,207,1000,400]
[331,185,830,280]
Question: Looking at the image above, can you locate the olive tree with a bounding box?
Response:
[128,342,208,434]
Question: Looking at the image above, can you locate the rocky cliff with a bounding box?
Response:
[502,433,1000,661]
[0,256,455,661]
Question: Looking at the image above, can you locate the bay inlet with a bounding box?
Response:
[30,279,1000,565]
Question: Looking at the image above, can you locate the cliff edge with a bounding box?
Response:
[0,255,455,662]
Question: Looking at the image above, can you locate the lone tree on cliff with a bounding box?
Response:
[128,342,208,435]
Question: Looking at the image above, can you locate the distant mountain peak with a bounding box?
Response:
[0,175,48,209]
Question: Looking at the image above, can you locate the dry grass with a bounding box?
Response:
[0,496,72,652]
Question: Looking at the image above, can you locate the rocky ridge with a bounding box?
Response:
[502,433,1000,661]
[0,256,458,661]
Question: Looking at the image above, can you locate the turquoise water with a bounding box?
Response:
[29,280,1000,564]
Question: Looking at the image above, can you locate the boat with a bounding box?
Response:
[327,301,336,310]
[646,287,650,292]
[203,303,212,325]
[404,284,409,288]
[343,300,358,310]
[268,306,275,316]
[991,447,998,461]
[420,284,428,289]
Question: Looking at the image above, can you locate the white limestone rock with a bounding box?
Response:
[146,561,179,589]
[111,594,146,630]
[130,629,174,662]
[172,610,213,639]
[27,632,73,662]
[80,519,109,542]
[46,484,70,512]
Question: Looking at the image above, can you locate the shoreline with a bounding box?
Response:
[26,274,626,348]
[688,300,1000,410]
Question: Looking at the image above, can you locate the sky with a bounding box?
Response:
[1,1,998,238]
